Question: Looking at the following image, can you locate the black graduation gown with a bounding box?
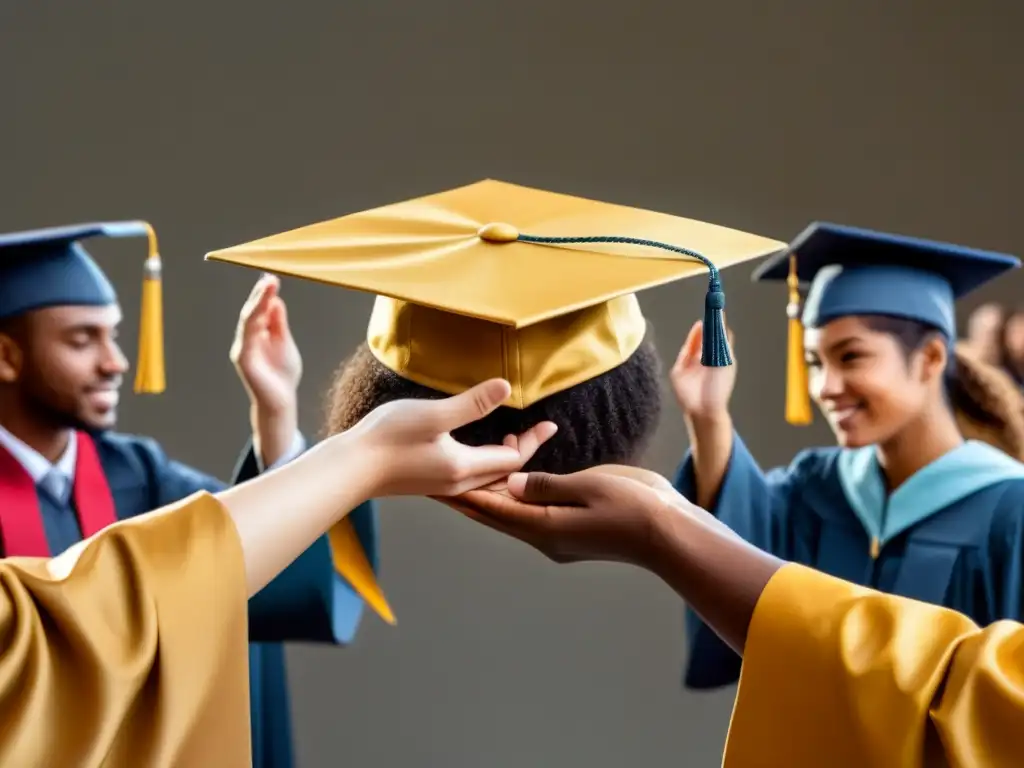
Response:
[673,433,1024,691]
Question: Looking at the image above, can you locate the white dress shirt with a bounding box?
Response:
[0,424,304,506]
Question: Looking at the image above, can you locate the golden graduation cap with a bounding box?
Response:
[205,179,786,626]
[206,179,787,409]
[0,221,165,394]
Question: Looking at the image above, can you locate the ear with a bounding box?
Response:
[916,334,948,384]
[0,333,23,383]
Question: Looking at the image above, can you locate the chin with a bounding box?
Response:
[835,433,870,449]
[79,410,118,432]
[829,423,879,449]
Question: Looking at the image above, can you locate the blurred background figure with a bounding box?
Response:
[955,303,1024,459]
[1001,307,1024,389]
[953,340,1024,461]
[954,301,1024,456]
[963,302,1006,365]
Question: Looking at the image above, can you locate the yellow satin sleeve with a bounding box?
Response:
[0,491,251,768]
[723,562,1024,768]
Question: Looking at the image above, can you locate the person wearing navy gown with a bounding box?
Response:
[669,221,1024,690]
[0,221,391,768]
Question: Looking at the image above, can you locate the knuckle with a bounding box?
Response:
[472,391,489,417]
[529,473,551,497]
[446,459,469,484]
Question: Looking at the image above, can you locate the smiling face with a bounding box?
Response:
[803,315,949,448]
[0,304,129,431]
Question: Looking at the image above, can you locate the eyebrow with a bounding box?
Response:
[61,320,121,335]
[805,336,861,357]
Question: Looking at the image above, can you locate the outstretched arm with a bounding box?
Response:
[455,468,1024,768]
[140,429,385,643]
[231,434,387,643]
[0,380,555,768]
[648,500,1023,767]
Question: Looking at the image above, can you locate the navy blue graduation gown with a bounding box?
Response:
[673,434,1024,691]
[9,430,380,768]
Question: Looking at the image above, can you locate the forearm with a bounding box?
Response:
[250,402,299,469]
[247,501,381,644]
[683,411,734,510]
[648,501,783,654]
[217,430,374,597]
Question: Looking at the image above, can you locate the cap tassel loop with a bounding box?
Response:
[785,253,812,425]
[134,222,165,395]
[513,233,734,367]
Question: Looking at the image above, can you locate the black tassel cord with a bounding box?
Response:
[515,234,733,367]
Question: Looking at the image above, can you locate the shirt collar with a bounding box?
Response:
[0,424,77,484]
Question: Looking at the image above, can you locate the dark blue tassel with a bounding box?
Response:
[700,273,731,367]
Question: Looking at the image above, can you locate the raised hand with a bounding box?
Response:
[230,274,303,417]
[669,320,737,420]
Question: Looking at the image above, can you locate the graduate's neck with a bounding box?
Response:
[0,393,73,463]
[875,403,963,491]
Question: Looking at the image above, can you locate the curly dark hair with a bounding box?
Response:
[323,332,664,474]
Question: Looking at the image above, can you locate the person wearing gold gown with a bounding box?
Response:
[455,464,1024,768]
[0,378,557,768]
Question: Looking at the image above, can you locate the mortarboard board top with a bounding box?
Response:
[205,178,787,407]
[753,220,1021,426]
[752,221,1020,298]
[0,221,155,251]
[0,220,166,394]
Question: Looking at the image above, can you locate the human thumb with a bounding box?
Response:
[507,471,602,506]
[432,378,512,431]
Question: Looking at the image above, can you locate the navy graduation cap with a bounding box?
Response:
[752,221,1021,425]
[0,221,167,394]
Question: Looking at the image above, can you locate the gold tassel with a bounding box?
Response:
[134,222,165,394]
[785,253,812,425]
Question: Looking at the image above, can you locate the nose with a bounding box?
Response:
[810,364,844,402]
[99,339,130,376]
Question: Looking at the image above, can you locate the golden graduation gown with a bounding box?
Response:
[0,491,251,767]
[724,562,1024,768]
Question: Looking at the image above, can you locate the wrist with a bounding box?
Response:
[684,409,732,441]
[329,420,389,499]
[249,396,297,424]
[683,408,731,429]
[315,428,380,508]
[250,401,298,465]
[643,498,782,654]
[642,499,698,577]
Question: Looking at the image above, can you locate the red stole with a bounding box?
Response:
[0,431,119,556]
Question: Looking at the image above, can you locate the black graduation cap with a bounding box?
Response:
[752,221,1021,425]
[0,221,166,394]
